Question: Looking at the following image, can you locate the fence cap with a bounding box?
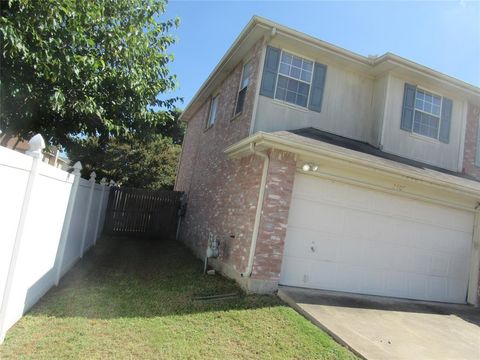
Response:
[72,161,82,176]
[89,171,97,181]
[100,177,107,185]
[26,134,46,157]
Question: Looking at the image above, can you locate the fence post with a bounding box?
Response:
[92,177,107,245]
[80,172,96,258]
[54,161,82,286]
[0,134,45,344]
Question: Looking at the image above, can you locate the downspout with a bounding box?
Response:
[241,142,269,278]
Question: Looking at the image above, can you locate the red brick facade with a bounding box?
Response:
[461,102,480,303]
[462,103,480,181]
[175,40,296,292]
[251,150,296,288]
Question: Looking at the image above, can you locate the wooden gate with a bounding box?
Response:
[104,187,184,239]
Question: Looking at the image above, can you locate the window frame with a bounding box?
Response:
[411,87,444,141]
[206,94,219,129]
[234,60,252,116]
[273,49,315,109]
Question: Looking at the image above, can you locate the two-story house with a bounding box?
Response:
[175,17,480,305]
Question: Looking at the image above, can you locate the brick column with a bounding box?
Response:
[249,150,296,293]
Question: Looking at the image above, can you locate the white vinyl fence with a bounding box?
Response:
[0,134,112,343]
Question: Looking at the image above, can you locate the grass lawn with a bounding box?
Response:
[0,236,357,359]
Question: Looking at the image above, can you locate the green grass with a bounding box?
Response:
[0,236,357,359]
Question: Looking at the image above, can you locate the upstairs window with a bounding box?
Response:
[400,83,453,143]
[412,89,442,139]
[207,95,219,128]
[275,52,313,107]
[235,61,252,115]
[259,46,327,112]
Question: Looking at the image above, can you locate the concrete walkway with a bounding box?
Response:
[279,287,480,360]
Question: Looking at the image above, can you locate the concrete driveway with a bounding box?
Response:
[279,287,480,360]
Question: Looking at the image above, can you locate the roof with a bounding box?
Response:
[181,16,480,122]
[224,130,480,199]
[289,127,474,180]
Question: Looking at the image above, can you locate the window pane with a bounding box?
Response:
[413,111,439,139]
[298,82,309,96]
[424,102,432,113]
[286,90,296,103]
[292,56,302,68]
[279,51,312,85]
[287,78,298,91]
[415,99,423,109]
[277,75,287,89]
[208,96,219,126]
[275,75,310,108]
[290,67,301,79]
[415,89,443,118]
[296,94,307,107]
[303,61,313,72]
[276,87,286,101]
[279,63,290,76]
[300,70,311,82]
[240,62,252,89]
[235,87,247,115]
[281,53,292,64]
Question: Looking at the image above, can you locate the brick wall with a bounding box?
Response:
[250,150,296,291]
[461,102,480,305]
[175,39,266,276]
[462,102,480,180]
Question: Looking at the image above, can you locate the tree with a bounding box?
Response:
[68,108,184,189]
[68,131,182,190]
[0,0,180,150]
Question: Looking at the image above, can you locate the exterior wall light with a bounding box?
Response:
[302,163,319,172]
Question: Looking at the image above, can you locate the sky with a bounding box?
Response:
[164,0,480,109]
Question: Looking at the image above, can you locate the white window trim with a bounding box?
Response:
[412,87,444,141]
[273,49,315,108]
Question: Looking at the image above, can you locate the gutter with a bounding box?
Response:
[225,132,480,199]
[241,142,269,278]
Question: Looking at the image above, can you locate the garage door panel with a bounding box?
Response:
[288,198,345,234]
[334,264,363,293]
[448,254,471,279]
[280,174,473,303]
[280,256,310,285]
[385,270,408,296]
[307,260,337,289]
[362,269,385,293]
[428,277,448,301]
[428,253,450,277]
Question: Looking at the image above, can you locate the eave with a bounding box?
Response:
[224,131,480,202]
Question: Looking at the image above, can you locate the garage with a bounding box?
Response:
[279,173,474,303]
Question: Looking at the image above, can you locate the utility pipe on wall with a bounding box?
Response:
[241,143,269,278]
